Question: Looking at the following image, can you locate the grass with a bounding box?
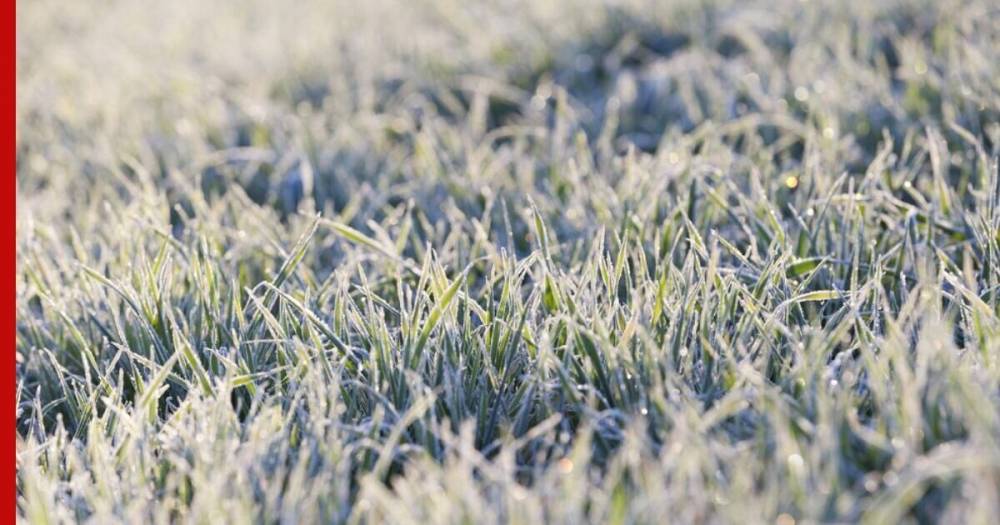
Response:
[15,0,1000,522]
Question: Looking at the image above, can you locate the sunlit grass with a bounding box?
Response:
[15,0,1000,522]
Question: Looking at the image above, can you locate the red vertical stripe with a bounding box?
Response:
[7,0,16,518]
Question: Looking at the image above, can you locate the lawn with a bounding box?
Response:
[15,0,1000,522]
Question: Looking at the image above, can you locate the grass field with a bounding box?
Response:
[15,0,1000,522]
